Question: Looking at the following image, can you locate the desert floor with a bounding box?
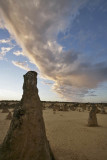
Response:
[0,109,107,160]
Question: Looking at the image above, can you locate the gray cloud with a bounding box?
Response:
[0,0,107,101]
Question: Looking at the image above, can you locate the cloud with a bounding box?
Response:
[13,50,24,56]
[1,47,12,52]
[42,81,53,85]
[0,0,107,101]
[12,61,30,71]
[0,38,11,43]
[0,47,12,59]
[52,83,89,101]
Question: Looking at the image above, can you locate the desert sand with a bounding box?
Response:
[0,109,107,160]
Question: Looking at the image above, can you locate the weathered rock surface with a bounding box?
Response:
[0,71,54,160]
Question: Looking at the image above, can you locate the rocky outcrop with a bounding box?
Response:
[0,71,54,160]
[88,106,99,127]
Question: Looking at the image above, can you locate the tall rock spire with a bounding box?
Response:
[0,71,54,160]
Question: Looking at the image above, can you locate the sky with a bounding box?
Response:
[0,0,107,102]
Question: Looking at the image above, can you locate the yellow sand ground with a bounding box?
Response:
[0,109,107,160]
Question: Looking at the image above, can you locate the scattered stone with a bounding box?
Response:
[71,106,76,111]
[58,105,63,111]
[2,107,9,113]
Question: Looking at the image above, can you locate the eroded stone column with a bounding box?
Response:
[88,106,99,127]
[0,71,54,160]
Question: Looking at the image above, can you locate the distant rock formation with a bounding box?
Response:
[88,106,99,127]
[100,106,106,114]
[53,106,56,114]
[0,71,55,160]
[63,104,69,111]
[6,111,12,120]
[1,107,9,113]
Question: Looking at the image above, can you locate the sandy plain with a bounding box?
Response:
[0,109,107,160]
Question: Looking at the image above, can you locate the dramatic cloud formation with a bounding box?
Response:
[0,0,107,100]
[12,61,30,71]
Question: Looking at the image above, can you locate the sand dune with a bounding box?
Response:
[0,109,107,160]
